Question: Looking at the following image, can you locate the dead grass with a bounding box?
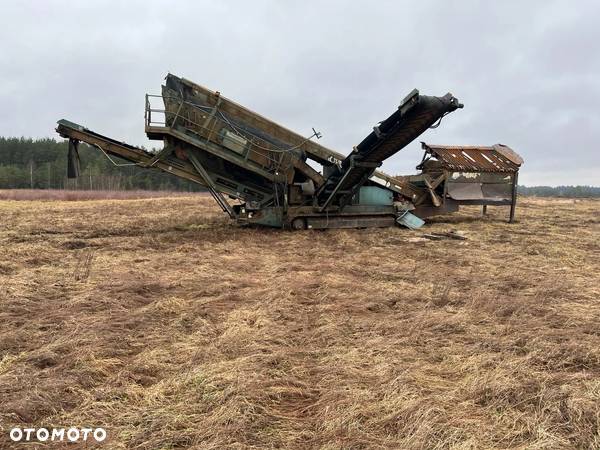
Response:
[0,195,598,449]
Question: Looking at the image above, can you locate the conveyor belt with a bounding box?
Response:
[318,90,462,210]
[56,119,277,208]
[55,119,209,187]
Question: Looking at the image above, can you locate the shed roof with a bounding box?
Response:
[420,143,523,173]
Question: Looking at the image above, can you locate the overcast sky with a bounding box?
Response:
[1,1,598,185]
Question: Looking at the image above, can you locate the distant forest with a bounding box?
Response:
[518,185,600,198]
[0,137,202,191]
[0,137,598,197]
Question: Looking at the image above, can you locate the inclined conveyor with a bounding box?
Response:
[317,90,463,210]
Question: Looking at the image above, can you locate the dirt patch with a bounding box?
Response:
[62,239,88,250]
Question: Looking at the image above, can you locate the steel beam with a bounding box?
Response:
[186,150,237,219]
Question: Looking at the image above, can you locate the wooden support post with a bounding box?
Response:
[509,172,518,223]
[482,204,487,216]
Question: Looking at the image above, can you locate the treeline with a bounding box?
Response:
[0,137,203,191]
[518,185,600,198]
[1,137,598,196]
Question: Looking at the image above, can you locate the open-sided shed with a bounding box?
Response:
[416,143,523,222]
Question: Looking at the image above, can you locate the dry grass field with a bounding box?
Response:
[0,194,598,449]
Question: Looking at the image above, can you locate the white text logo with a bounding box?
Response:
[9,427,107,443]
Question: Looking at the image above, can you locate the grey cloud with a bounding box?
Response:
[0,0,598,185]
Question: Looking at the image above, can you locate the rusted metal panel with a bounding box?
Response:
[420,143,522,173]
[447,182,485,200]
[413,199,459,218]
[446,172,513,201]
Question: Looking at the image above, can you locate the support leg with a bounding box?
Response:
[509,172,518,223]
[67,139,81,179]
[186,150,238,219]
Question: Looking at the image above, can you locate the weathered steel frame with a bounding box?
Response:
[56,120,274,209]
[147,125,281,183]
[186,150,237,219]
[157,89,294,176]
[57,75,524,231]
[56,121,210,187]
[151,80,420,201]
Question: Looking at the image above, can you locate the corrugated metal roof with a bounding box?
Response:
[420,143,522,173]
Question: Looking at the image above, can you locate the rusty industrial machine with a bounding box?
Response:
[56,74,522,229]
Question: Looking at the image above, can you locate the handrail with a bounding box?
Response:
[144,93,289,172]
[146,94,320,155]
